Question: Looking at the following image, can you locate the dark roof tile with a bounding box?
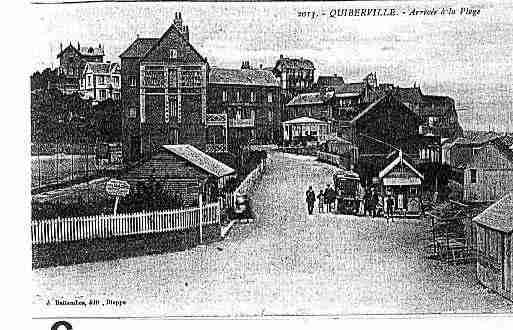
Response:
[120,38,159,58]
[209,68,279,87]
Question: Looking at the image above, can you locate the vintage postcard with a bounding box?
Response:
[28,0,513,327]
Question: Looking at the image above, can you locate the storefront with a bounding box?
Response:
[379,151,424,215]
[282,116,330,146]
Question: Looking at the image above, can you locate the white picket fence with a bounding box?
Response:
[31,202,220,245]
[224,158,267,210]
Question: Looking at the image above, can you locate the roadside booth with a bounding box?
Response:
[378,151,424,215]
[472,193,513,302]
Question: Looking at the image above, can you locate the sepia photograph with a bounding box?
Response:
[26,0,513,324]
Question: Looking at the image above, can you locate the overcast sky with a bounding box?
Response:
[31,0,512,132]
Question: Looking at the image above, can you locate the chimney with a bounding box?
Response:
[60,43,63,52]
[259,64,263,69]
[334,73,337,77]
[280,54,283,59]
[241,61,250,70]
[99,43,102,49]
[174,12,183,30]
[77,41,80,50]
[184,25,189,41]
[136,33,140,39]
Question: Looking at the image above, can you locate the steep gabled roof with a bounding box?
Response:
[286,91,334,106]
[162,145,235,178]
[209,68,279,87]
[473,193,513,233]
[349,93,420,125]
[379,152,424,180]
[120,38,159,58]
[142,24,206,63]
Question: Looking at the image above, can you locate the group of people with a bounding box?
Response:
[305,185,337,215]
[305,185,397,220]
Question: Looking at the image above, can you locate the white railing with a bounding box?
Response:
[229,116,255,128]
[206,113,228,126]
[31,203,220,245]
[225,158,267,210]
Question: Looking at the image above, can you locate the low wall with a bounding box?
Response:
[32,223,220,269]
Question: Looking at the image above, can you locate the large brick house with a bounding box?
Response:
[207,64,281,153]
[56,42,105,94]
[120,12,209,162]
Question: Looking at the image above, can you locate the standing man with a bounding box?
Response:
[370,187,378,218]
[305,186,316,215]
[326,184,334,213]
[386,189,395,222]
[317,188,325,213]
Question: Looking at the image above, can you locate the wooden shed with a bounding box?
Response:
[464,139,513,202]
[472,193,513,301]
[123,144,236,206]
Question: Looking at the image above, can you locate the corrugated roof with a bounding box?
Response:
[282,116,328,125]
[286,91,334,106]
[120,38,159,58]
[162,144,235,178]
[473,193,513,233]
[209,68,279,87]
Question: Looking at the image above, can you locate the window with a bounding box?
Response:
[99,90,107,100]
[168,69,178,88]
[169,49,178,59]
[222,90,227,102]
[128,107,137,118]
[250,91,255,103]
[128,75,137,87]
[470,169,477,183]
[267,92,273,103]
[87,76,91,87]
[97,76,104,85]
[180,70,202,87]
[428,116,438,127]
[168,96,178,119]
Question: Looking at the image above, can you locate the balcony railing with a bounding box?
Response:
[205,143,227,153]
[206,113,228,126]
[229,116,255,128]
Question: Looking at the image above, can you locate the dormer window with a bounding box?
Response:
[169,49,178,59]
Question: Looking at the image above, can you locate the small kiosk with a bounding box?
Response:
[378,151,424,215]
[472,193,513,302]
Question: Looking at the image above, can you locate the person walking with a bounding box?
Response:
[317,189,325,213]
[305,186,316,215]
[326,184,335,213]
[358,184,366,216]
[385,189,395,222]
[364,187,372,216]
[370,187,379,218]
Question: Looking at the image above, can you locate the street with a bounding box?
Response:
[33,152,513,317]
